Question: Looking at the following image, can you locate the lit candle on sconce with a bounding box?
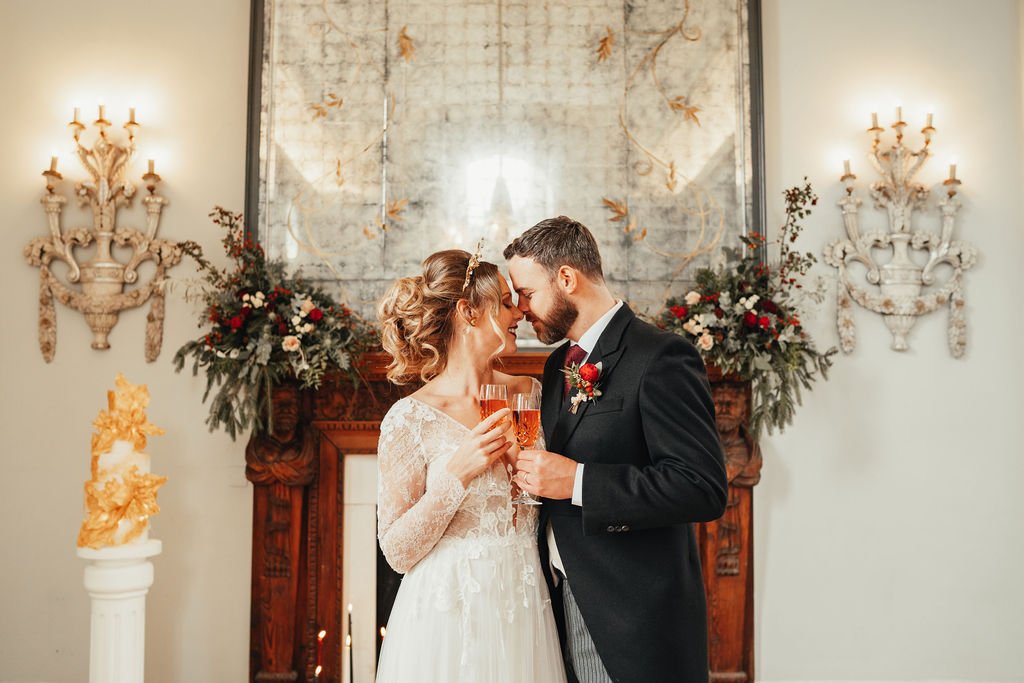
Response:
[73,107,81,125]
[128,107,137,124]
[49,156,58,173]
[870,112,879,128]
[948,162,957,181]
[926,112,934,128]
[895,105,903,122]
[843,159,851,176]
[147,159,155,175]
[98,104,106,121]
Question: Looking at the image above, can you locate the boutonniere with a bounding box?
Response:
[562,361,603,414]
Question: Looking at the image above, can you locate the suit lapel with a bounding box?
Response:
[541,341,569,447]
[550,305,634,452]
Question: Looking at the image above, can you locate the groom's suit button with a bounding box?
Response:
[620,525,630,532]
[606,525,615,532]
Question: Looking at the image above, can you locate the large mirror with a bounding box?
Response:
[247,0,764,323]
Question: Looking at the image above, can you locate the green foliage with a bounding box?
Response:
[654,180,836,438]
[173,208,377,440]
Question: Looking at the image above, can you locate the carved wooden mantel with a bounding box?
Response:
[245,352,762,682]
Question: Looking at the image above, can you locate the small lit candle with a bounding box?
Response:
[129,107,136,124]
[147,159,155,174]
[926,112,933,128]
[895,105,902,122]
[98,104,106,120]
[347,604,354,683]
[49,156,58,173]
[73,107,81,124]
[948,163,957,181]
[843,159,851,176]
[870,112,879,128]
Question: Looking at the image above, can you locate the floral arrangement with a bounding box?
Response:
[655,181,836,437]
[174,208,376,439]
[562,361,603,414]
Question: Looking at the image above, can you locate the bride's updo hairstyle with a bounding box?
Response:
[378,249,503,385]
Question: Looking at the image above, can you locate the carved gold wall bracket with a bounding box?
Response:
[24,106,186,362]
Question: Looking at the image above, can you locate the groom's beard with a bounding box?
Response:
[532,289,578,345]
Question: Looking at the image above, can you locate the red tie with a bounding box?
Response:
[563,344,587,396]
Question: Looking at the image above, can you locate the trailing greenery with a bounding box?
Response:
[173,207,376,440]
[655,180,836,437]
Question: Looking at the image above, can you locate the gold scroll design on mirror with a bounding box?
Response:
[606,0,726,294]
[283,3,413,287]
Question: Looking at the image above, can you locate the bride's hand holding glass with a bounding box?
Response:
[445,408,513,488]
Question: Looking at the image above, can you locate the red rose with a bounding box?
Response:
[308,308,324,322]
[713,307,724,319]
[743,311,758,327]
[670,305,688,319]
[579,363,600,383]
[758,315,771,330]
[229,315,244,330]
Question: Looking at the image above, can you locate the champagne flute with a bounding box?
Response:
[479,384,510,493]
[479,383,509,420]
[510,392,543,506]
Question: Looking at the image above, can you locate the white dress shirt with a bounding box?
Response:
[547,300,624,580]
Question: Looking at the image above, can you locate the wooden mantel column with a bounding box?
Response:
[245,353,762,682]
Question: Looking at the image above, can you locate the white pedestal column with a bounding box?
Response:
[76,539,162,683]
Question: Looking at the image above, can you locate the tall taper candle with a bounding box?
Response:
[870,112,879,128]
[347,604,354,683]
[948,163,957,181]
[147,159,155,175]
[49,156,58,173]
[98,104,106,121]
[73,107,81,124]
[843,159,851,176]
[895,105,902,122]
[926,112,933,128]
[129,107,136,124]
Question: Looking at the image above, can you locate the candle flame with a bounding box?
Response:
[345,634,352,647]
[380,626,386,638]
[315,665,322,676]
[347,603,353,613]
[318,629,327,641]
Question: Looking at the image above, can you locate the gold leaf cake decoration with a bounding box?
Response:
[77,374,167,549]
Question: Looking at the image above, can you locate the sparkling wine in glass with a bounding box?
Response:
[479,383,509,420]
[510,392,543,506]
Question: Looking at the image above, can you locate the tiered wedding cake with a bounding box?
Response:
[77,374,167,549]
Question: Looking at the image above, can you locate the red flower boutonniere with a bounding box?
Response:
[562,361,603,414]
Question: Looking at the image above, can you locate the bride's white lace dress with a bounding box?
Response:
[375,392,566,683]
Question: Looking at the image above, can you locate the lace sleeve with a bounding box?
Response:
[377,403,469,574]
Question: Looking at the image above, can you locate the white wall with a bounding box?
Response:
[758,0,1024,680]
[0,1,253,682]
[1,1,1023,681]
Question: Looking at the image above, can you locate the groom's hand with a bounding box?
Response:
[515,449,577,500]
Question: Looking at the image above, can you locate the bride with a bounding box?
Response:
[375,249,567,682]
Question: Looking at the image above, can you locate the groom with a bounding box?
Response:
[505,216,728,683]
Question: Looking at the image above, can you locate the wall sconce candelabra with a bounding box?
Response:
[24,106,186,362]
[823,109,977,357]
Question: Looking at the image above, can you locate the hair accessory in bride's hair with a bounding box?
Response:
[462,238,484,292]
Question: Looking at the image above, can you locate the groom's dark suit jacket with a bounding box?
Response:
[539,304,728,683]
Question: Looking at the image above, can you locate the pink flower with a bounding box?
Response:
[281,335,301,352]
